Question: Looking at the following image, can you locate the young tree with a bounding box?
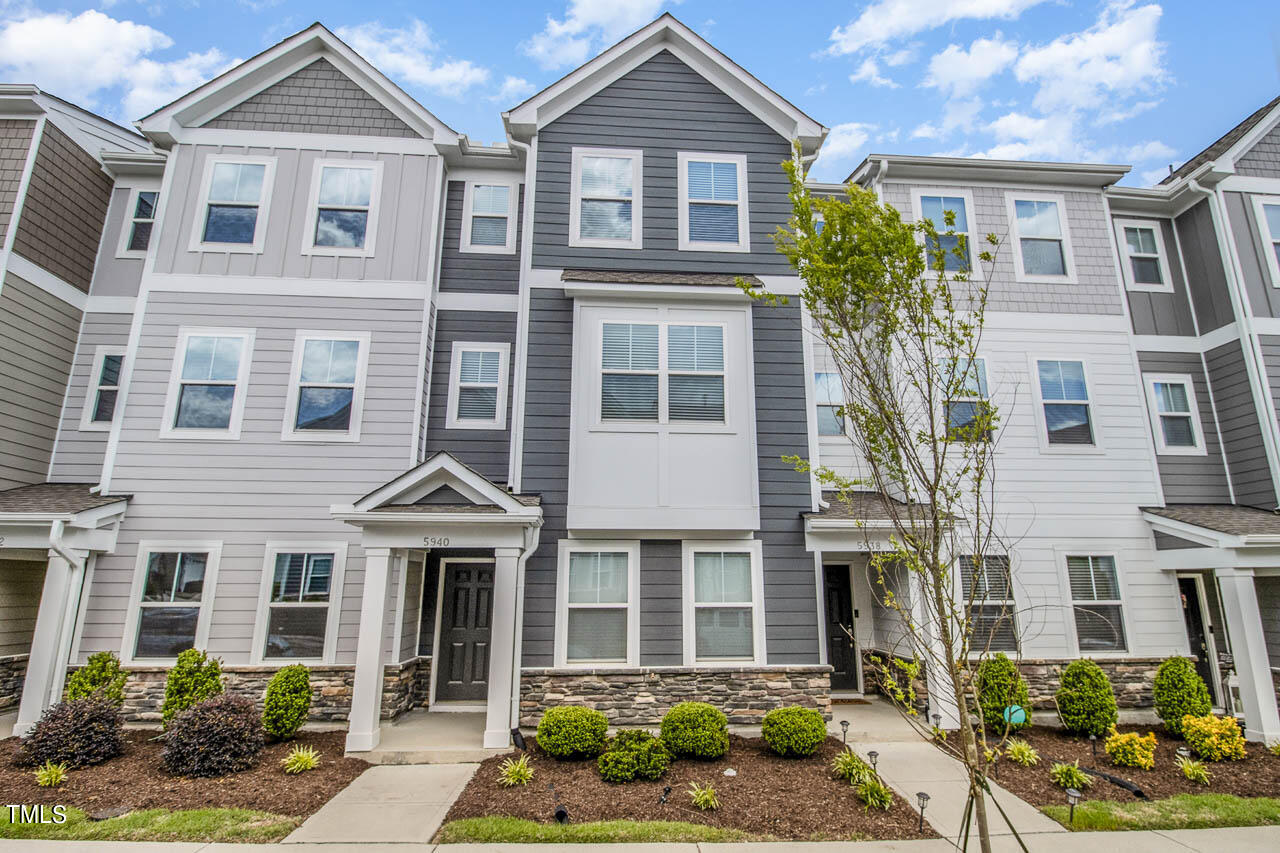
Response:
[746,152,1022,852]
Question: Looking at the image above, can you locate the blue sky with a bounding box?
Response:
[0,0,1276,185]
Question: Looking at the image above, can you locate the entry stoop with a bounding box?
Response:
[352,710,509,765]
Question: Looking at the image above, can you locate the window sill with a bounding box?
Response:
[678,241,751,253]
[79,421,113,433]
[1125,282,1176,295]
[1155,446,1208,458]
[569,236,643,250]
[280,431,362,443]
[590,422,735,435]
[459,244,516,255]
[1013,273,1079,286]
[157,428,243,441]
[301,246,376,259]
[191,243,265,255]
[445,419,508,431]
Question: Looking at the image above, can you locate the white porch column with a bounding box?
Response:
[1214,567,1280,742]
[484,547,520,749]
[911,571,961,730]
[14,550,84,736]
[346,546,393,752]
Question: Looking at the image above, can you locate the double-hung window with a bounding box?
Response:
[1144,373,1203,454]
[945,357,992,442]
[1066,555,1127,653]
[460,181,516,253]
[1008,194,1073,281]
[258,548,344,662]
[678,152,749,251]
[129,546,220,661]
[667,325,725,421]
[570,147,642,249]
[306,161,380,255]
[685,542,763,664]
[601,322,659,421]
[162,329,254,439]
[1036,359,1094,446]
[815,372,845,436]
[1251,196,1280,288]
[915,191,972,273]
[960,555,1017,652]
[1115,218,1172,292]
[283,332,370,441]
[118,188,158,256]
[600,322,725,423]
[195,158,273,250]
[445,342,510,430]
[81,347,125,430]
[557,542,639,666]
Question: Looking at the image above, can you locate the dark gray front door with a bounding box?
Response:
[824,564,859,691]
[435,560,494,702]
[1178,576,1218,705]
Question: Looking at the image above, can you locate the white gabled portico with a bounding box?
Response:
[332,452,542,752]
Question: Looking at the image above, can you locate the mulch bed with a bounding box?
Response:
[445,734,934,841]
[990,725,1280,806]
[0,730,368,818]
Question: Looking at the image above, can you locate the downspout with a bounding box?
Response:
[47,520,86,706]
[506,133,536,493]
[509,519,542,732]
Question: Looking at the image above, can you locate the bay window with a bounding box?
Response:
[600,321,725,423]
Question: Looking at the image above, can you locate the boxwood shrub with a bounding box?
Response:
[63,651,127,706]
[660,701,729,759]
[262,664,312,740]
[162,694,264,777]
[977,653,1032,732]
[535,706,608,759]
[596,729,670,783]
[1055,659,1118,737]
[761,706,827,757]
[1153,657,1211,736]
[161,648,223,728]
[17,698,123,769]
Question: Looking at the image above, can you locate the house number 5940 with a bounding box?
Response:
[423,536,450,547]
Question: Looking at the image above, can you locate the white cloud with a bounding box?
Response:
[492,75,536,104]
[980,111,1080,160]
[849,58,898,89]
[1014,1,1166,114]
[1096,98,1160,125]
[923,36,1018,99]
[336,20,489,95]
[828,0,1046,55]
[524,0,668,69]
[913,96,986,140]
[0,10,231,119]
[1121,140,1176,162]
[810,121,875,181]
[1141,165,1173,185]
[883,45,919,67]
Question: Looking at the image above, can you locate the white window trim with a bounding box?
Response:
[595,318,730,430]
[1057,549,1130,658]
[1005,192,1077,284]
[569,146,643,249]
[1250,194,1280,289]
[251,542,348,665]
[678,151,750,253]
[188,155,277,254]
[160,327,256,441]
[121,541,223,665]
[814,370,846,437]
[1029,354,1102,454]
[80,345,126,432]
[445,340,511,430]
[115,184,161,259]
[280,330,371,442]
[1114,217,1174,293]
[553,539,641,668]
[944,355,992,442]
[911,188,977,277]
[681,538,766,666]
[1143,372,1207,457]
[459,179,518,254]
[300,158,384,258]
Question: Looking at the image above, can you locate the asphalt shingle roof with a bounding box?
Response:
[0,483,128,515]
[1161,94,1280,185]
[561,269,762,287]
[1141,503,1280,537]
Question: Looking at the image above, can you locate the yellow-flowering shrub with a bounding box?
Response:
[1182,714,1246,762]
[1103,728,1156,770]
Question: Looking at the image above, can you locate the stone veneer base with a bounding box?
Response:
[0,654,29,712]
[519,665,833,727]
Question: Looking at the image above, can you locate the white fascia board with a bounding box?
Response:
[1220,102,1280,173]
[855,153,1130,189]
[351,451,527,513]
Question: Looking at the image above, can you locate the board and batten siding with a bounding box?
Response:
[439,180,523,294]
[422,310,517,483]
[1235,123,1280,178]
[532,49,794,275]
[0,558,45,657]
[79,291,426,666]
[881,181,1124,316]
[1174,199,1236,333]
[151,144,440,282]
[1119,217,1198,337]
[0,119,36,246]
[49,312,133,483]
[0,273,82,489]
[1224,191,1280,318]
[1135,351,1232,502]
[90,186,146,298]
[1204,338,1277,508]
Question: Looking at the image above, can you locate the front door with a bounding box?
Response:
[435,559,494,702]
[1178,575,1219,705]
[824,564,859,691]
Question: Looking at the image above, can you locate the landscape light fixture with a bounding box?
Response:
[1177,747,1191,760]
[659,785,672,805]
[511,728,526,751]
[916,792,930,832]
[867,750,879,772]
[932,713,942,730]
[1065,788,1081,825]
[840,720,849,743]
[1088,733,1097,762]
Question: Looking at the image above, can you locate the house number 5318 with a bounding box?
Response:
[423,536,450,547]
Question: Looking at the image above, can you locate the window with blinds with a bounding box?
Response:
[668,325,724,421]
[814,372,844,435]
[1146,375,1201,453]
[264,552,334,660]
[959,555,1017,652]
[462,182,515,253]
[1037,359,1094,445]
[946,357,992,442]
[1012,197,1068,277]
[447,342,509,429]
[692,551,756,661]
[601,322,725,423]
[679,153,748,251]
[1067,555,1126,653]
[571,148,642,248]
[564,551,630,663]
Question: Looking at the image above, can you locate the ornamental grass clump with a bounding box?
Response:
[831,747,875,786]
[976,653,1031,732]
[688,782,719,811]
[162,694,264,777]
[535,706,608,759]
[1054,659,1118,737]
[1004,738,1040,767]
[1153,657,1211,737]
[1176,755,1211,785]
[856,775,894,811]
[281,745,320,774]
[1104,728,1157,770]
[63,651,127,706]
[498,753,534,787]
[17,698,123,769]
[34,761,68,788]
[761,706,826,757]
[161,649,223,728]
[660,702,729,760]
[1049,760,1093,790]
[1181,714,1246,761]
[262,664,312,740]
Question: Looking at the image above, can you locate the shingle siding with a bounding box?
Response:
[1136,350,1232,503]
[439,180,523,294]
[0,119,36,246]
[1204,338,1277,508]
[1235,122,1280,178]
[203,58,420,138]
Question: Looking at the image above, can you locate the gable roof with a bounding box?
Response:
[136,22,458,146]
[0,84,149,164]
[1162,94,1280,185]
[349,451,538,516]
[504,13,826,153]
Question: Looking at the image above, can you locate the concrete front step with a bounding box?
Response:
[356,745,507,765]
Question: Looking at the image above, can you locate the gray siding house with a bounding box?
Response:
[2,14,1278,750]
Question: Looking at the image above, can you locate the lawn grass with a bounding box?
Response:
[436,816,761,844]
[1043,793,1280,832]
[0,806,299,842]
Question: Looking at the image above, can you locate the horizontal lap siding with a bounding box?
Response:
[1175,200,1235,332]
[439,180,523,294]
[50,312,133,483]
[83,291,425,666]
[1136,351,1231,502]
[0,273,81,489]
[532,50,794,275]
[1205,339,1277,508]
[0,559,45,657]
[422,310,517,481]
[1263,336,1280,438]
[640,540,682,666]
